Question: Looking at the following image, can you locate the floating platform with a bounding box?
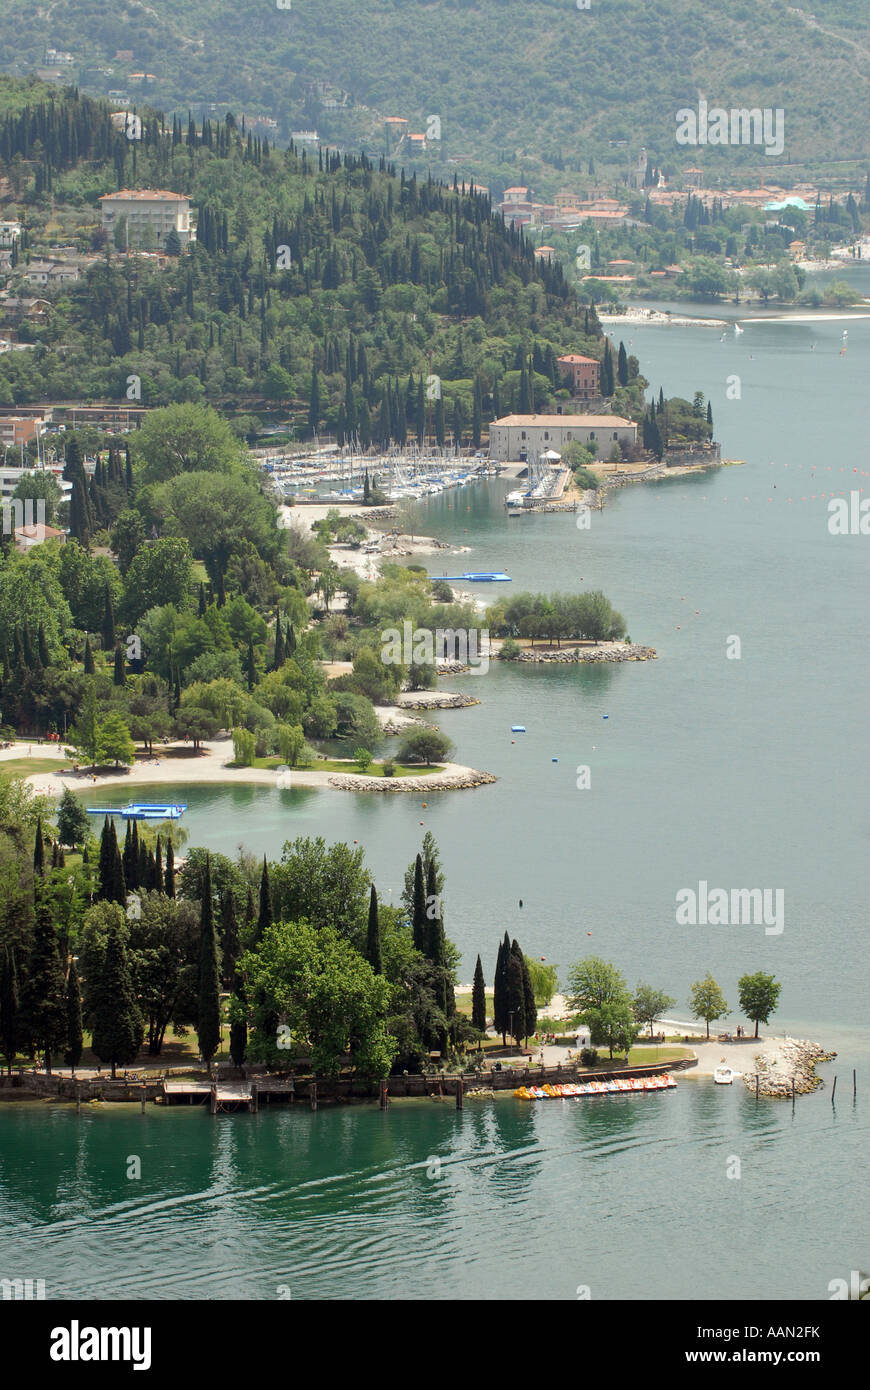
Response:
[87,802,188,820]
[511,725,526,733]
[434,572,512,583]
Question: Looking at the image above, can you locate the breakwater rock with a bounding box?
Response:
[504,643,657,665]
[397,691,481,708]
[329,768,496,793]
[743,1038,836,1098]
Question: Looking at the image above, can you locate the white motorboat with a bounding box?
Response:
[713,1065,741,1085]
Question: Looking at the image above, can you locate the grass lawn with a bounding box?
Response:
[0,757,73,778]
[247,756,443,777]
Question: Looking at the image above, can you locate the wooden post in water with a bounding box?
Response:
[210,1085,216,1115]
[311,1081,317,1112]
[75,1083,81,1114]
[755,1074,759,1099]
[140,1084,146,1114]
[379,1079,389,1110]
[456,1077,464,1111]
[251,1082,258,1113]
[831,1075,837,1106]
[853,1069,857,1099]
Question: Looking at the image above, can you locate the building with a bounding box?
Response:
[15,522,66,552]
[0,221,21,248]
[22,259,80,287]
[406,133,427,154]
[99,190,193,248]
[0,415,48,448]
[556,354,601,399]
[488,414,637,462]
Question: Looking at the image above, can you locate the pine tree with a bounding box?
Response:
[90,917,142,1078]
[0,947,20,1073]
[65,957,83,1072]
[471,954,486,1038]
[365,884,382,974]
[197,856,221,1068]
[28,902,67,1072]
[164,839,176,898]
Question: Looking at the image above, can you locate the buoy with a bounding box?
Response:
[602,715,608,720]
[519,899,523,908]
[419,821,424,826]
[552,757,558,762]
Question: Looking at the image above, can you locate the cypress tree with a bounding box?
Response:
[219,890,239,984]
[245,637,256,690]
[28,902,67,1073]
[113,644,126,686]
[229,969,247,1068]
[617,341,628,388]
[197,856,221,1068]
[83,636,95,674]
[365,884,382,974]
[127,820,140,890]
[98,817,113,899]
[101,583,116,651]
[65,957,83,1072]
[272,614,284,670]
[110,821,126,906]
[137,836,149,891]
[122,821,134,888]
[33,815,45,876]
[507,942,526,1047]
[164,839,176,898]
[255,856,272,943]
[198,582,207,617]
[154,836,163,894]
[493,936,506,1045]
[471,954,486,1038]
[411,853,427,951]
[0,947,20,1074]
[91,917,142,1078]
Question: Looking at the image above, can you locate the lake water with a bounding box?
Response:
[4,297,869,1299]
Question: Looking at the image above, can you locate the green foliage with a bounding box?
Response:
[565,955,639,1059]
[688,973,729,1039]
[633,983,676,1038]
[525,957,559,1008]
[737,971,782,1038]
[396,726,453,766]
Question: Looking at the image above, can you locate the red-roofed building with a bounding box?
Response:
[556,354,601,399]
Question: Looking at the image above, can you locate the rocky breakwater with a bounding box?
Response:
[507,643,657,665]
[397,691,481,708]
[744,1038,837,1097]
[329,768,497,794]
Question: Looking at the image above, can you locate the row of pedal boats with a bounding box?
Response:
[515,1075,678,1100]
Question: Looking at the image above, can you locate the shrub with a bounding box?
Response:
[231,726,256,767]
[382,758,395,777]
[499,637,521,660]
[354,746,373,771]
[580,1047,599,1066]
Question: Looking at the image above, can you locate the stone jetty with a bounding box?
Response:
[505,643,657,665]
[328,768,496,793]
[743,1038,836,1097]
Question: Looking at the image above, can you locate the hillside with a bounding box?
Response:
[1,0,869,194]
[0,83,657,438]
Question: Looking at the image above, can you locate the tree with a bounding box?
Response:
[164,839,175,898]
[411,852,427,951]
[110,510,146,576]
[0,948,20,1073]
[56,788,90,849]
[242,919,396,1077]
[493,931,510,1045]
[98,712,136,767]
[83,635,95,675]
[28,902,69,1072]
[565,955,638,1058]
[689,973,729,1040]
[633,983,676,1040]
[33,814,45,876]
[101,583,116,652]
[197,857,221,1067]
[471,954,486,1036]
[737,972,781,1039]
[133,403,246,485]
[520,951,537,1041]
[525,957,559,1008]
[164,227,182,256]
[397,727,453,766]
[89,916,143,1077]
[65,957,83,1072]
[365,884,382,974]
[507,943,526,1046]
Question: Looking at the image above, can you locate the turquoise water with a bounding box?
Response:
[9,302,869,1299]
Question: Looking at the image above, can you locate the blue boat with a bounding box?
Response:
[434,572,512,583]
[87,803,187,820]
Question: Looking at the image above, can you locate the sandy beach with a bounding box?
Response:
[6,739,486,796]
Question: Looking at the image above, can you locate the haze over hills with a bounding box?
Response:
[2,0,870,193]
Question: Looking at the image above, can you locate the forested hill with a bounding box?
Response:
[1,0,869,190]
[0,84,627,436]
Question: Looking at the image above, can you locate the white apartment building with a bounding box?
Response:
[99,190,194,248]
[488,414,637,462]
